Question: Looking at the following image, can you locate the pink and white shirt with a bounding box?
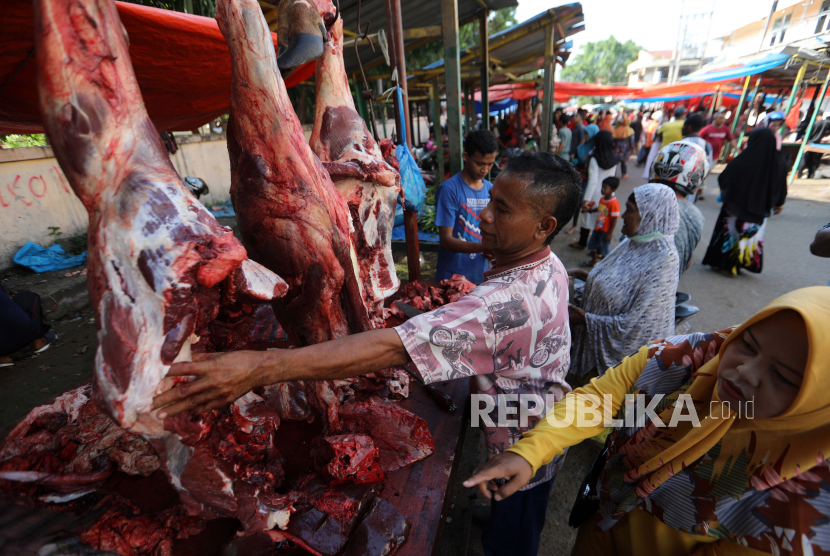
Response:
[395,247,572,489]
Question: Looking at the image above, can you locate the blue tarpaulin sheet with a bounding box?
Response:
[13,242,87,273]
[682,53,791,83]
[209,200,235,218]
[475,98,518,116]
[392,224,439,243]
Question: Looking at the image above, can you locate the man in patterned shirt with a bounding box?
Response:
[154,152,583,556]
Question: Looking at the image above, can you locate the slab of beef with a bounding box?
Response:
[34,0,288,433]
[34,0,295,532]
[343,498,410,556]
[307,1,402,328]
[0,386,158,505]
[389,274,477,317]
[218,0,371,348]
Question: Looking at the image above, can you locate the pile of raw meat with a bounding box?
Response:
[389,274,477,316]
[0,0,441,554]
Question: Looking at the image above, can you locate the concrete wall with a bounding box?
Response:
[0,133,232,270]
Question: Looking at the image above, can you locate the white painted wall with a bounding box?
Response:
[0,134,233,270]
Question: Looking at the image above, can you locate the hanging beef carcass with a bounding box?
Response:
[220,0,371,349]
[33,0,295,530]
[303,0,402,328]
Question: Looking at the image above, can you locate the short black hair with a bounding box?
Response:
[602,176,620,191]
[684,113,706,133]
[559,113,571,126]
[464,130,499,157]
[502,152,582,243]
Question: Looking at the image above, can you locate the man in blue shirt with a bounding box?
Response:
[435,130,498,283]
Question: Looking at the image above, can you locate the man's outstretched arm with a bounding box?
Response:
[153,328,410,419]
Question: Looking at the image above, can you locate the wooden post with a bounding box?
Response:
[729,76,752,136]
[385,0,412,148]
[442,0,463,175]
[540,22,555,152]
[432,79,446,185]
[479,9,489,130]
[736,77,762,150]
[789,71,830,184]
[708,85,720,117]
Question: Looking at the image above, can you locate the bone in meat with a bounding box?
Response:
[309,1,402,328]
[218,0,371,347]
[34,0,291,529]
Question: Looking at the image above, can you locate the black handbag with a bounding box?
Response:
[567,443,608,528]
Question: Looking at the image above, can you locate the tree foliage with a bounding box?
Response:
[406,8,518,71]
[0,134,48,148]
[121,0,216,17]
[560,36,641,85]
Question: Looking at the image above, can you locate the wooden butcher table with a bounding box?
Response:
[0,378,471,556]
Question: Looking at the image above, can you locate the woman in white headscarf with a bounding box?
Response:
[568,183,680,377]
[641,110,664,180]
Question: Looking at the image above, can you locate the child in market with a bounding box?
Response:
[585,176,620,266]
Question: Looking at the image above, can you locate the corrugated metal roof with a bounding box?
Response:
[335,0,517,77]
[412,3,584,85]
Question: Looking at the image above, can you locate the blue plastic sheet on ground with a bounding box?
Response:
[13,242,87,273]
[391,224,439,243]
[209,200,235,218]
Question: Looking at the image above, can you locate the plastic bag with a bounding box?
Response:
[13,241,87,273]
[394,87,426,227]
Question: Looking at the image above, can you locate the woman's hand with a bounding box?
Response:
[462,452,534,501]
[567,268,590,282]
[569,304,586,325]
[581,201,591,213]
[152,351,272,419]
[772,206,783,215]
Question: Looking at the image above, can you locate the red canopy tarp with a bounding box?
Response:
[0,0,315,135]
[620,79,741,99]
[475,82,639,103]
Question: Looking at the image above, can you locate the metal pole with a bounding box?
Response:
[432,79,445,184]
[783,62,807,117]
[736,77,762,149]
[729,75,752,136]
[540,22,555,153]
[708,85,720,117]
[670,1,684,85]
[789,70,830,184]
[442,0,464,175]
[757,0,779,53]
[480,9,490,130]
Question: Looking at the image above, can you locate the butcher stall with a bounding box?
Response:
[0,0,492,554]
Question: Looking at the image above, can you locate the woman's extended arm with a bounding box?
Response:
[463,347,648,500]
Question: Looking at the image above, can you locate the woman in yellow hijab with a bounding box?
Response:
[613,116,636,178]
[465,287,829,555]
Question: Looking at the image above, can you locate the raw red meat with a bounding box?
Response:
[308,1,402,328]
[343,498,410,556]
[0,386,158,502]
[338,398,434,472]
[34,0,288,433]
[311,434,385,486]
[389,274,477,317]
[218,0,370,348]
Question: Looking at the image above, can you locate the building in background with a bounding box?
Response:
[627,50,710,86]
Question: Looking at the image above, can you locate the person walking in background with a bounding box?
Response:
[655,106,687,145]
[584,176,620,266]
[612,117,636,179]
[700,109,736,163]
[798,112,830,179]
[566,123,601,236]
[570,112,586,162]
[703,128,787,276]
[570,130,618,250]
[637,110,661,167]
[599,110,614,133]
[641,110,666,178]
[679,113,714,201]
[650,141,708,275]
[557,114,572,161]
[630,111,643,150]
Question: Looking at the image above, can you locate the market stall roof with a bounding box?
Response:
[0,0,311,135]
[682,37,830,83]
[407,4,584,87]
[327,0,518,79]
[473,81,633,103]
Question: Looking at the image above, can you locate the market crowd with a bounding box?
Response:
[5,99,828,556]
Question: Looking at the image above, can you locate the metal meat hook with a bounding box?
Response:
[353,0,381,141]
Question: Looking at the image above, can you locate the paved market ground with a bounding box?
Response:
[0,167,827,554]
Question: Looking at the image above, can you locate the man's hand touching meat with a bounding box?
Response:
[153,152,582,422]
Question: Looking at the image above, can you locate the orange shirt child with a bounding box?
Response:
[595,193,620,234]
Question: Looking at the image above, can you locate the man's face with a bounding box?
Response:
[463,151,497,182]
[573,114,583,125]
[769,120,784,132]
[714,114,726,127]
[479,173,555,258]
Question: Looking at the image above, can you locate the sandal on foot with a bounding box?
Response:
[34,331,57,354]
[569,242,586,250]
